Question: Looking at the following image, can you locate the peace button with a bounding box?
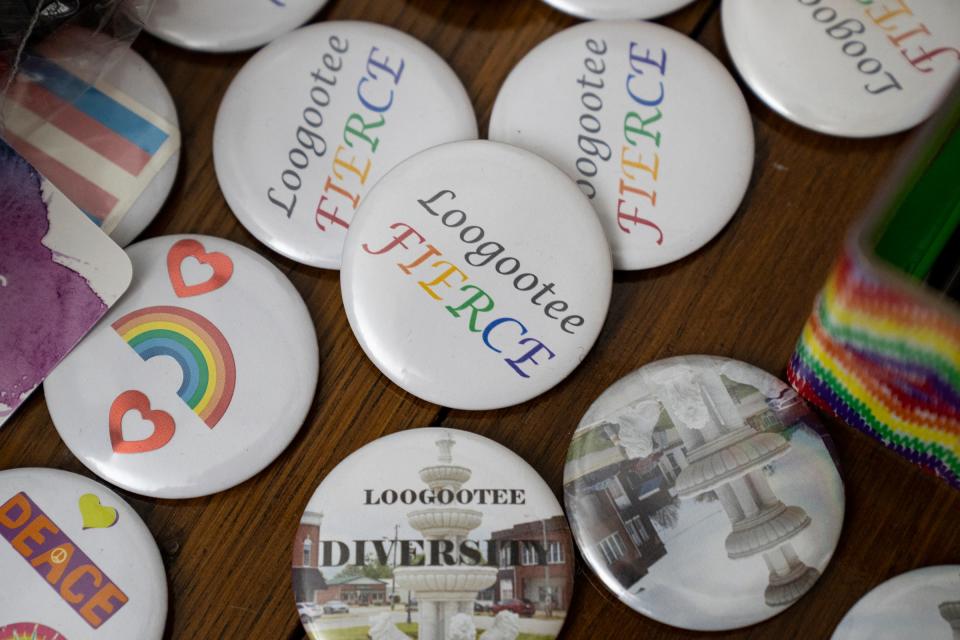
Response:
[0,467,167,638]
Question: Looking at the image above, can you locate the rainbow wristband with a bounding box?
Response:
[789,94,960,490]
[789,251,960,488]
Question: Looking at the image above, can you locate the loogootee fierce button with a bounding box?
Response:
[44,235,319,499]
[293,427,574,640]
[540,0,696,20]
[142,0,329,52]
[722,0,960,137]
[832,566,960,640]
[564,355,845,631]
[339,140,612,411]
[214,21,477,269]
[0,468,166,639]
[489,21,753,270]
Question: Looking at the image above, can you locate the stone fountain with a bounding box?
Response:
[941,575,960,640]
[598,359,820,607]
[394,433,498,640]
[650,360,820,607]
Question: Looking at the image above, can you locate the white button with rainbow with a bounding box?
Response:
[44,235,319,498]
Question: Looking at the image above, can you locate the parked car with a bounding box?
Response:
[473,600,493,613]
[491,598,536,617]
[296,602,322,620]
[323,600,350,614]
[405,599,418,613]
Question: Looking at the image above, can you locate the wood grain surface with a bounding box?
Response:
[2,0,958,638]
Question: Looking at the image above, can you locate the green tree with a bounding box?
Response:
[652,500,680,529]
[334,553,394,580]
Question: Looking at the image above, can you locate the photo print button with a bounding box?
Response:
[0,468,167,639]
[832,566,960,640]
[539,0,696,20]
[1,32,181,248]
[563,355,845,631]
[339,140,613,411]
[142,0,330,52]
[722,0,960,137]
[489,21,754,270]
[44,235,319,499]
[292,427,575,640]
[214,21,478,269]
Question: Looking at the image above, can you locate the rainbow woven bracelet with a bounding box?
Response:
[788,250,960,489]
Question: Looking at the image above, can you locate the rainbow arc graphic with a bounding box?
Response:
[112,305,236,428]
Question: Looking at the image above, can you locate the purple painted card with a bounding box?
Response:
[0,140,132,427]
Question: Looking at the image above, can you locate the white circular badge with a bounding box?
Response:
[340,140,612,411]
[564,355,845,631]
[722,0,960,137]
[0,468,166,639]
[293,427,574,640]
[44,234,319,499]
[833,566,960,640]
[540,0,696,20]
[214,21,478,269]
[142,0,329,52]
[3,34,180,248]
[490,21,753,270]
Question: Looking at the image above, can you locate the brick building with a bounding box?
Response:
[564,455,669,590]
[292,511,327,603]
[489,515,575,612]
[314,576,387,605]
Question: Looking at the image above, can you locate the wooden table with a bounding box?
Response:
[2,0,958,638]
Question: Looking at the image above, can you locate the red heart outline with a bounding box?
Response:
[108,390,176,454]
[167,238,233,298]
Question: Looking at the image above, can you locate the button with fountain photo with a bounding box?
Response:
[292,427,575,640]
[564,355,845,630]
[833,566,960,640]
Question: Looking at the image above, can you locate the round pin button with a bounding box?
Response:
[340,140,612,411]
[722,0,960,137]
[293,427,575,640]
[564,355,844,631]
[0,467,167,639]
[489,21,753,270]
[832,566,960,640]
[44,234,319,499]
[214,21,478,269]
[540,0,695,20]
[3,34,180,248]
[142,0,329,52]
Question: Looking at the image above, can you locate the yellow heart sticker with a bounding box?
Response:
[78,493,119,529]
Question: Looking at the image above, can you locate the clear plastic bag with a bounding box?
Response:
[0,0,154,136]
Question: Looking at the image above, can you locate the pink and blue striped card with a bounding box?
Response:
[1,44,179,233]
[0,140,132,427]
